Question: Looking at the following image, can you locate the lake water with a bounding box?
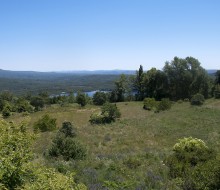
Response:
[50,90,109,98]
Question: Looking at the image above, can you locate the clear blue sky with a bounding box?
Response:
[0,0,219,71]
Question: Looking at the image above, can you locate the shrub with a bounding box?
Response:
[101,103,121,122]
[2,106,11,118]
[33,114,56,132]
[157,98,171,111]
[89,113,105,124]
[190,93,205,105]
[49,133,86,161]
[166,137,216,189]
[90,103,121,124]
[59,121,77,138]
[93,91,107,105]
[143,98,157,110]
[0,120,34,189]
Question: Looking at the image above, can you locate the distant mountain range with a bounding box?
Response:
[0,69,218,78]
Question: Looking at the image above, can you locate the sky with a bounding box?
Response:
[0,0,219,71]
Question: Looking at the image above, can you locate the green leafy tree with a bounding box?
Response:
[143,68,169,100]
[215,70,220,84]
[0,91,13,102]
[133,65,145,100]
[93,91,107,105]
[76,92,87,107]
[163,57,210,100]
[33,114,57,132]
[112,74,130,102]
[15,98,33,113]
[30,96,45,111]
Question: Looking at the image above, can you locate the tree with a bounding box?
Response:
[133,65,145,100]
[15,98,33,113]
[76,92,87,107]
[143,68,168,100]
[30,96,45,111]
[163,57,210,100]
[215,70,220,84]
[0,91,13,102]
[113,74,129,102]
[93,91,107,105]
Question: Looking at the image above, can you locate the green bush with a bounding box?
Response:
[2,106,11,118]
[143,98,157,110]
[157,98,171,111]
[59,121,77,138]
[76,92,87,107]
[93,91,107,105]
[33,114,57,132]
[166,137,216,189]
[49,134,86,161]
[90,103,121,124]
[89,113,105,124]
[190,93,205,105]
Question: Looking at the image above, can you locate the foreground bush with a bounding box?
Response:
[23,165,87,190]
[166,137,217,189]
[0,120,87,190]
[90,103,121,124]
[33,114,57,132]
[49,122,86,161]
[0,120,34,189]
[190,93,205,105]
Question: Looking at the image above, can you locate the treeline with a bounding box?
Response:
[110,56,220,102]
[0,56,220,118]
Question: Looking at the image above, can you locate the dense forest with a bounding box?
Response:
[1,56,220,189]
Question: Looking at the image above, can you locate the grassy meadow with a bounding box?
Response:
[4,99,220,189]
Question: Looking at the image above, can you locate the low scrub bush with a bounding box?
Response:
[90,103,121,124]
[143,98,157,110]
[190,93,205,106]
[48,121,86,161]
[49,136,86,161]
[59,121,77,138]
[33,114,56,132]
[157,98,171,111]
[166,137,217,189]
